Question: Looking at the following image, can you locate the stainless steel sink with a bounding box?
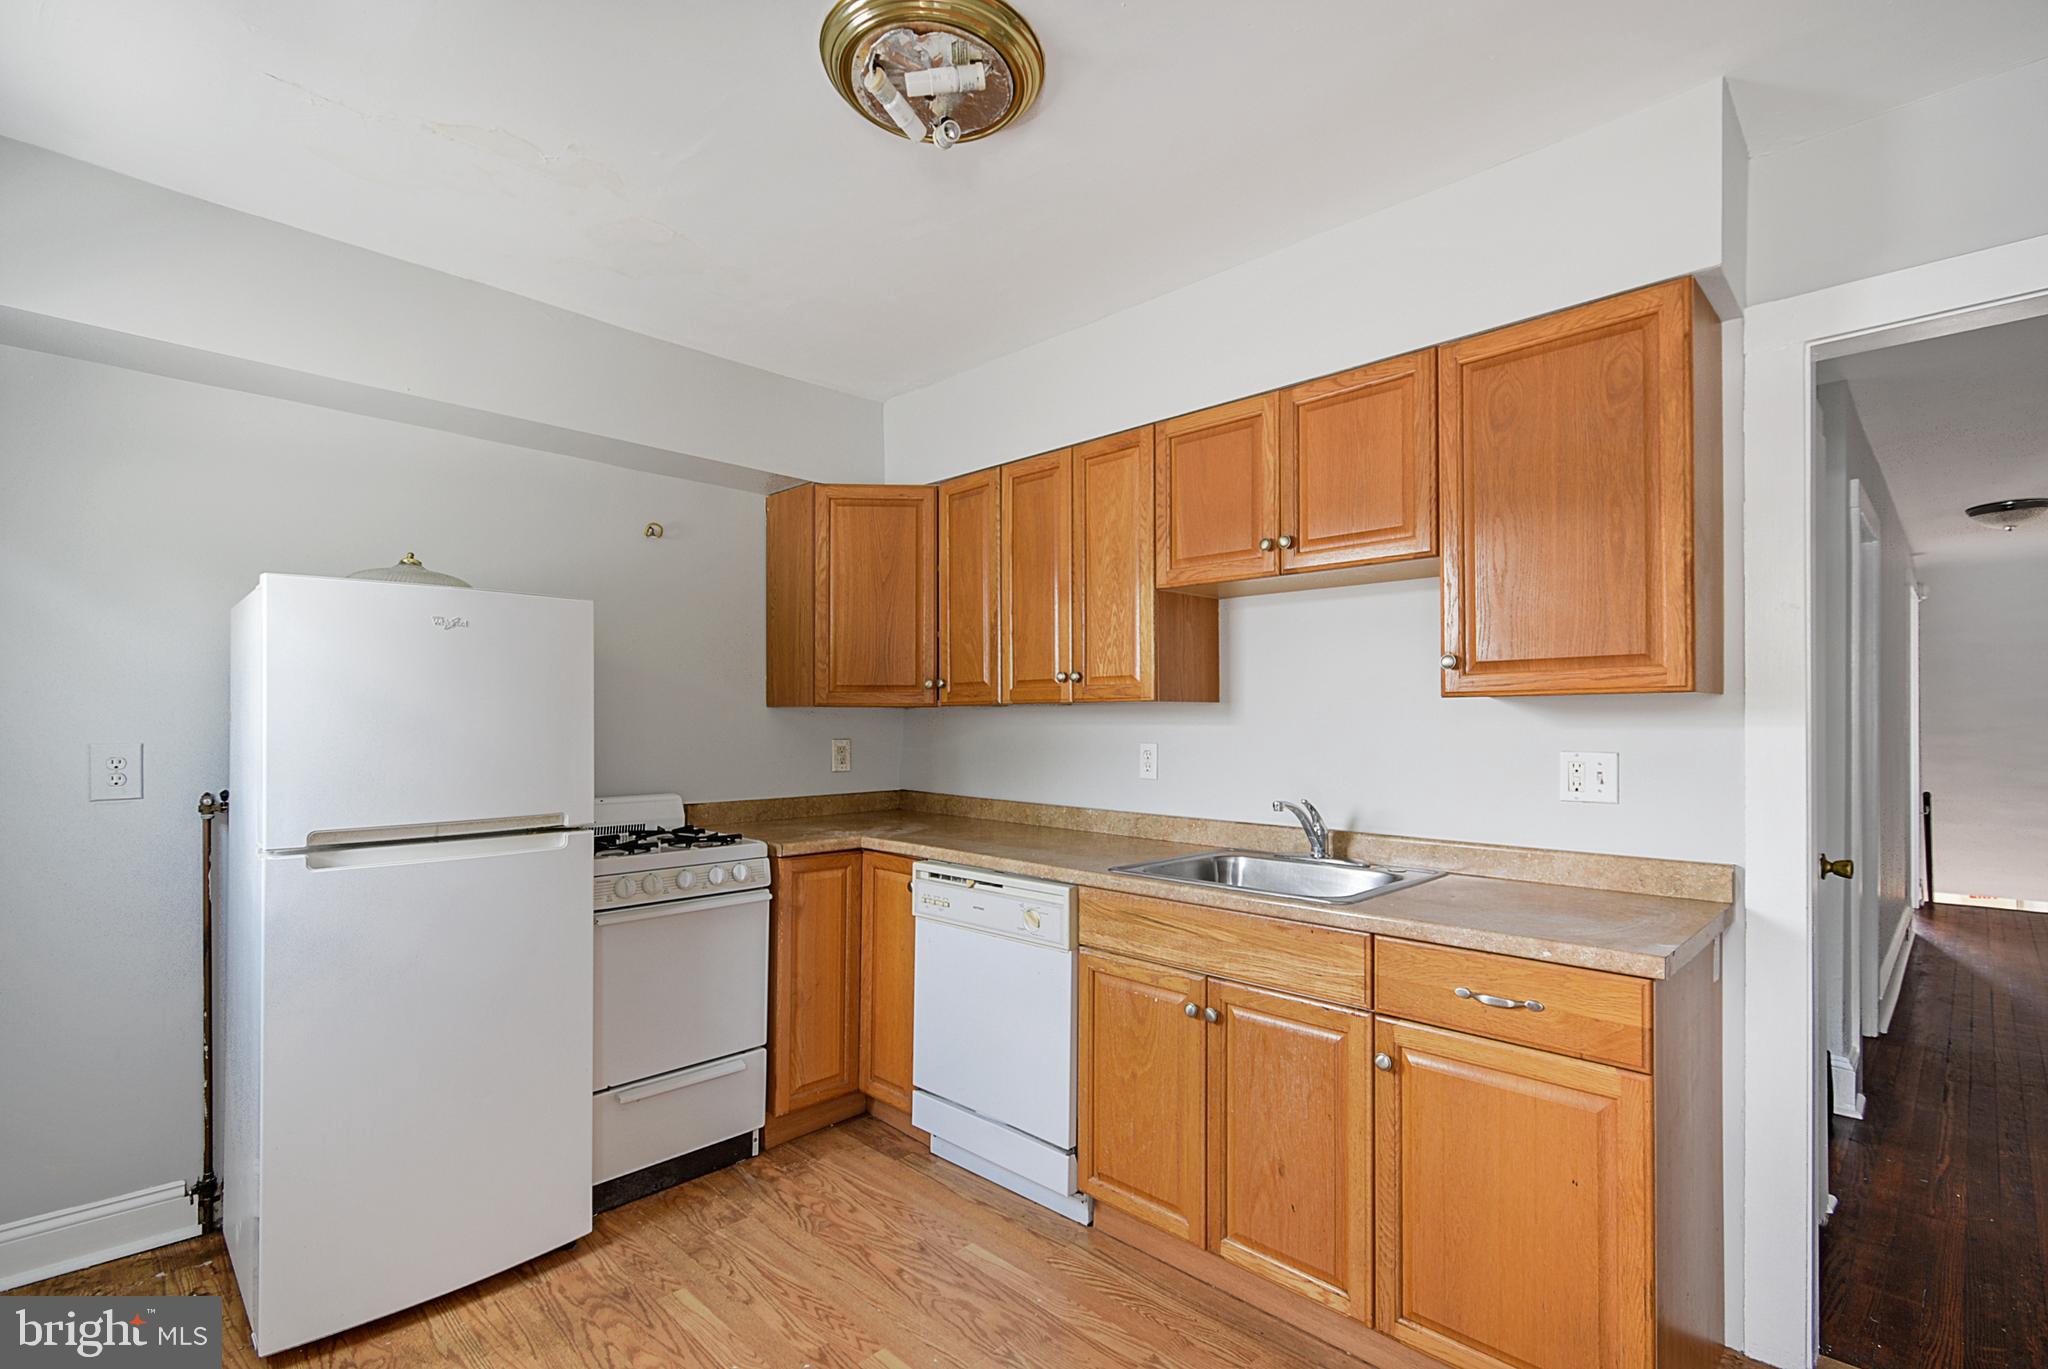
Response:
[1110,850,1443,905]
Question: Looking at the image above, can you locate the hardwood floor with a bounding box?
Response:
[1820,903,2048,1369]
[22,1117,1422,1368]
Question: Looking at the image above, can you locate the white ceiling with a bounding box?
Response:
[5,2,2048,400]
[1824,313,2048,567]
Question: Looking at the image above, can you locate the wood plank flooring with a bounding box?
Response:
[21,1117,1414,1368]
[1820,903,2048,1369]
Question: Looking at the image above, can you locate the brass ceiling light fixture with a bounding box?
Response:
[820,0,1044,149]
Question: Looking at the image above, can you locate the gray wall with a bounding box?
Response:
[0,346,904,1229]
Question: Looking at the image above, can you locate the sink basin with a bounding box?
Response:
[1110,850,1443,905]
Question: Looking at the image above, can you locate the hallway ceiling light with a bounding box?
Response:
[1965,497,2048,531]
[821,0,1043,149]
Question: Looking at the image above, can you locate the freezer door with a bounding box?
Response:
[249,829,592,1355]
[254,574,592,847]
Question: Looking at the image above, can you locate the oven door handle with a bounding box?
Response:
[611,1055,751,1106]
[594,887,771,927]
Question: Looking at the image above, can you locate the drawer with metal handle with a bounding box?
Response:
[1374,937,1652,1071]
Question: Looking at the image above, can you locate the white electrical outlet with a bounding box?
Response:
[830,738,852,773]
[1137,742,1158,780]
[89,742,143,801]
[1559,751,1618,804]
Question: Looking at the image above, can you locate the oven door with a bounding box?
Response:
[593,887,769,1090]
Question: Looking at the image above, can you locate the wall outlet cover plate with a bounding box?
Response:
[89,742,143,801]
[1559,751,1618,803]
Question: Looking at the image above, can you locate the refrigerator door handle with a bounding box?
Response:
[303,829,579,870]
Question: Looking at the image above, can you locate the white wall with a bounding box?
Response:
[1748,57,2048,305]
[1919,556,2048,902]
[882,81,1742,485]
[0,138,883,490]
[0,345,903,1238]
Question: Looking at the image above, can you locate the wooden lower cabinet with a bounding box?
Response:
[1208,980,1373,1321]
[1374,1017,1653,1369]
[859,853,916,1111]
[1077,950,1208,1242]
[768,853,864,1130]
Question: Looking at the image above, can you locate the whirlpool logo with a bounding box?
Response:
[431,615,471,631]
[5,1297,219,1364]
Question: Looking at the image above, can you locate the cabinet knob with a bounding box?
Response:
[1439,653,1459,670]
[1069,671,1081,684]
[1184,1002,1199,1018]
[1374,1052,1393,1072]
[1277,535,1294,549]
[1203,1007,1220,1024]
[1258,537,1275,552]
[1054,670,1069,683]
[936,678,948,689]
[923,679,936,689]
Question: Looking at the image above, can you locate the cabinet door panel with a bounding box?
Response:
[814,486,938,706]
[1078,950,1207,1242]
[859,854,916,1110]
[1072,427,1156,701]
[1374,1018,1653,1369]
[1000,450,1073,704]
[1280,351,1436,572]
[1439,280,1702,695]
[938,471,1001,706]
[1208,980,1372,1321]
[1156,394,1280,587]
[770,854,864,1114]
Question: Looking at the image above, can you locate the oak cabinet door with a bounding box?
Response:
[1155,394,1281,587]
[769,853,864,1115]
[1374,1018,1654,1369]
[1078,950,1208,1242]
[1207,980,1374,1321]
[937,470,1001,706]
[1279,350,1436,572]
[859,853,916,1111]
[813,485,938,706]
[1000,450,1074,704]
[1438,280,1714,695]
[1072,427,1156,702]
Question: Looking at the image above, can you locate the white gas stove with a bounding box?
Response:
[589,794,769,1209]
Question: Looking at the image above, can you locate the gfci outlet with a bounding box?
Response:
[89,742,144,801]
[1137,742,1158,780]
[830,738,852,773]
[1559,751,1618,804]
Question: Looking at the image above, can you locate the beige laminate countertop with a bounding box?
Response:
[739,810,1730,980]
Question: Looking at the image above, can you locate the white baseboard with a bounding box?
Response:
[1828,1052,1866,1119]
[1876,916,1916,1035]
[0,1182,200,1291]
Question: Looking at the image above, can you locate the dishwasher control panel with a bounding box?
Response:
[910,861,1076,950]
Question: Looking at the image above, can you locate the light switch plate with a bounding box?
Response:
[89,742,143,801]
[1559,751,1618,803]
[830,738,852,773]
[1137,743,1158,780]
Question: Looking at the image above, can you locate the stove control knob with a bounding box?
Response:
[731,862,751,882]
[640,874,665,896]
[611,876,635,900]
[707,866,726,886]
[676,868,697,889]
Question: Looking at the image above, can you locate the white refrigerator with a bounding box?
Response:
[222,573,594,1355]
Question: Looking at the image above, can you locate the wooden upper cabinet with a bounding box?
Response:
[937,470,1001,706]
[1374,1018,1654,1369]
[859,853,917,1112]
[1207,980,1373,1322]
[1000,450,1073,704]
[1072,428,1156,702]
[1438,280,1721,696]
[765,484,938,707]
[1155,394,1281,587]
[1078,950,1208,1243]
[769,853,864,1116]
[1278,349,1437,572]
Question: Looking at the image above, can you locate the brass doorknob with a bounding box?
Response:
[1819,854,1855,880]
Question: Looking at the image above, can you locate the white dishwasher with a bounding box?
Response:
[910,860,1093,1224]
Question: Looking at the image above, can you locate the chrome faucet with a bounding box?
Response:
[1272,799,1330,860]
